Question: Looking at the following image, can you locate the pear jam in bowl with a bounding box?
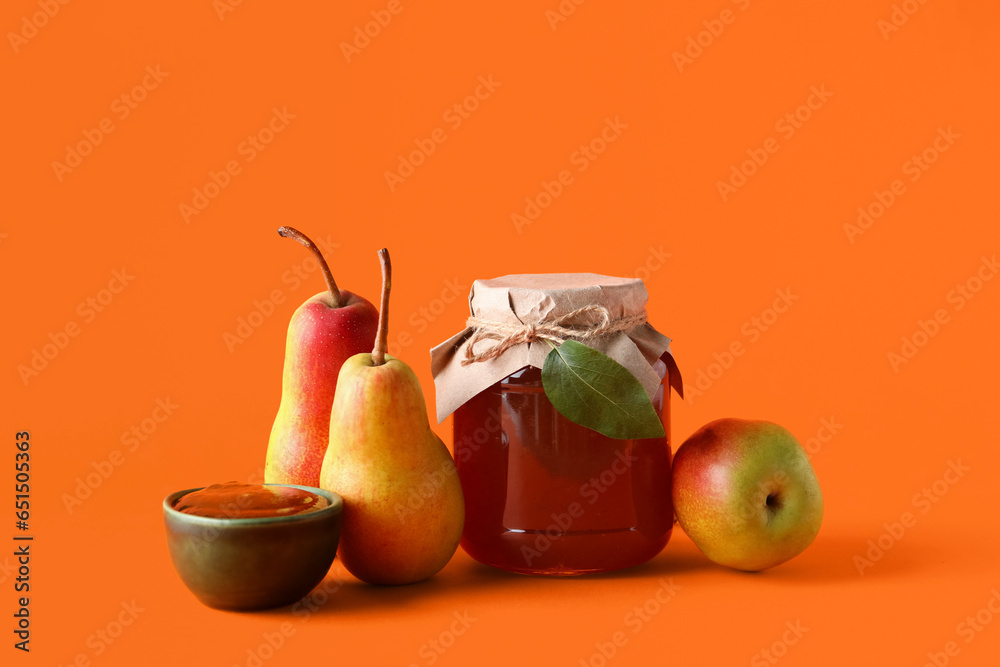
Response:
[163,482,342,610]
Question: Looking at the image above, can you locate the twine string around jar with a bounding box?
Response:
[461,304,647,366]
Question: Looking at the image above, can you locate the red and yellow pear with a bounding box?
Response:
[265,227,379,487]
[672,418,823,571]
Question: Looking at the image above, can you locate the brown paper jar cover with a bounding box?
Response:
[429,273,682,422]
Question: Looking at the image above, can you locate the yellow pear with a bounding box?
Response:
[320,249,464,585]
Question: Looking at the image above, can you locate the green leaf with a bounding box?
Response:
[541,340,665,440]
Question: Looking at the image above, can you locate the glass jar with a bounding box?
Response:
[430,272,680,576]
[453,356,673,576]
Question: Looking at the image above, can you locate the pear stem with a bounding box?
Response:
[372,248,391,366]
[276,226,343,308]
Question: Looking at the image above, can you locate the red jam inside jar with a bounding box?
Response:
[454,355,673,575]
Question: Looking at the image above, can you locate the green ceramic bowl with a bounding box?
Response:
[163,484,342,611]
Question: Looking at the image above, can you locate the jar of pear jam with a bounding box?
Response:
[453,358,672,575]
[431,273,680,576]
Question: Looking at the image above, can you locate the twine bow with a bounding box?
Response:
[461,304,646,366]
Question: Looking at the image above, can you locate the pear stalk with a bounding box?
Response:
[277,226,343,308]
[372,248,391,367]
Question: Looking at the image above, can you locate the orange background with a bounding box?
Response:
[3,0,1000,665]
